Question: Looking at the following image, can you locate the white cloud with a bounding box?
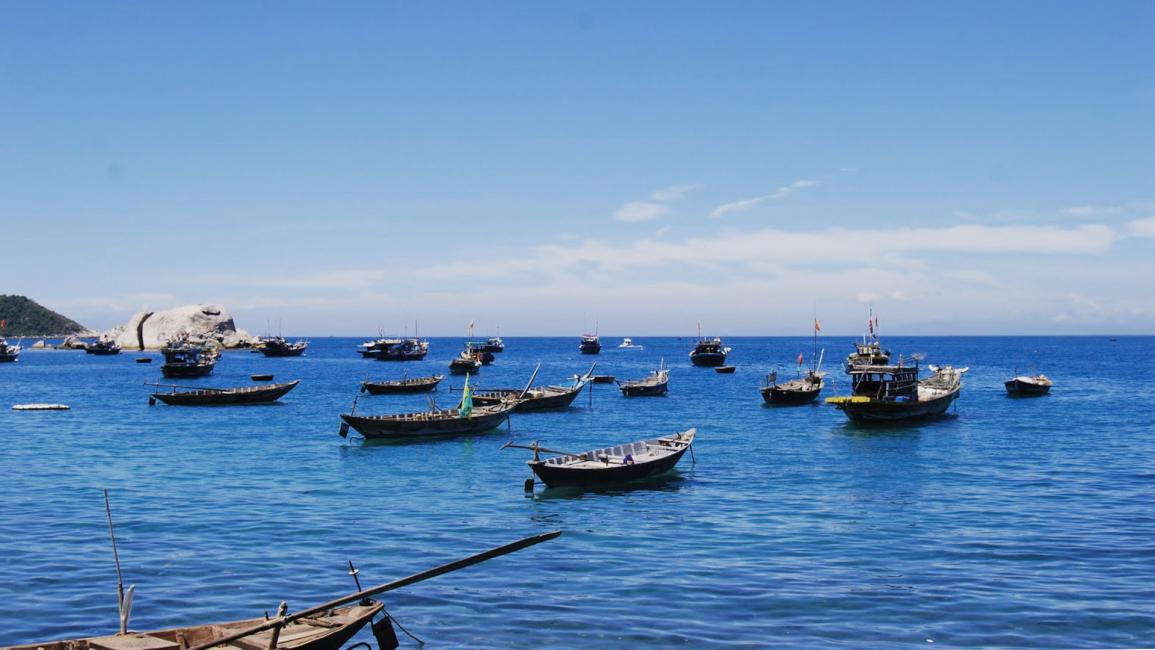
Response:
[650,184,703,202]
[710,179,820,218]
[1063,205,1125,217]
[1126,217,1155,239]
[613,201,668,222]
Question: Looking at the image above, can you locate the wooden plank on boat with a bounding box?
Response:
[824,396,870,404]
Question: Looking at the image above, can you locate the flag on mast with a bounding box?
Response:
[796,353,804,366]
[814,319,821,332]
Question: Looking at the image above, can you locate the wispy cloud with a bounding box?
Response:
[1063,205,1125,217]
[613,183,703,222]
[650,184,703,202]
[613,201,668,222]
[710,179,819,219]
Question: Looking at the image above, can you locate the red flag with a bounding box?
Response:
[796,353,804,365]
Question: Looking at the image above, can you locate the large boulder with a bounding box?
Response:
[111,304,255,350]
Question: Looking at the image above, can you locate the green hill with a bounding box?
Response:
[0,295,87,337]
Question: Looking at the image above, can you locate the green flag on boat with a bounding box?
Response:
[459,373,473,418]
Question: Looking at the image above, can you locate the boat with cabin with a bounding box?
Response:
[826,358,967,423]
[256,336,308,357]
[505,428,696,488]
[0,337,21,363]
[579,333,601,355]
[762,319,825,405]
[85,336,122,356]
[617,338,644,349]
[159,336,218,378]
[449,351,483,374]
[689,323,730,367]
[479,336,505,353]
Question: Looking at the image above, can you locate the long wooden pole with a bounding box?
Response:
[187,530,561,650]
[103,490,127,634]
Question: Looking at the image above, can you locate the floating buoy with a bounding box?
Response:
[12,404,70,411]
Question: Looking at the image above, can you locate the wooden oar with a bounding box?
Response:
[186,530,562,650]
[501,441,582,457]
[518,364,541,401]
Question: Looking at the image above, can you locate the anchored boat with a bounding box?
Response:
[361,374,444,395]
[340,373,522,440]
[506,429,697,488]
[148,380,300,406]
[618,361,669,397]
[689,323,730,367]
[159,337,217,378]
[827,360,967,423]
[85,337,122,356]
[256,336,308,357]
[1005,373,1052,397]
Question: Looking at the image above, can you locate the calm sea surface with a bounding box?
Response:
[1,336,1153,648]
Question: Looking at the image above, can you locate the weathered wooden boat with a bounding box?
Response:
[689,324,730,367]
[579,333,601,355]
[1005,373,1052,397]
[0,337,21,362]
[256,336,308,357]
[826,361,966,423]
[159,339,217,378]
[361,374,444,395]
[618,362,669,397]
[9,493,561,650]
[715,365,736,374]
[85,337,122,355]
[472,365,594,412]
[761,370,825,405]
[506,428,696,488]
[148,380,300,406]
[340,402,513,439]
[448,351,483,374]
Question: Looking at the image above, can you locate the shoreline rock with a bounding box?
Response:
[108,304,255,350]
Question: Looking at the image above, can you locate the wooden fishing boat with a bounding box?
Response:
[579,333,601,355]
[340,402,513,439]
[471,365,594,412]
[361,374,444,395]
[0,337,21,362]
[591,374,616,384]
[448,352,482,374]
[827,362,966,423]
[85,338,122,355]
[251,374,274,381]
[159,339,217,378]
[506,428,696,488]
[8,493,561,650]
[1005,373,1052,397]
[761,370,824,405]
[148,380,300,406]
[618,362,669,397]
[256,336,308,357]
[715,365,736,374]
[358,337,429,361]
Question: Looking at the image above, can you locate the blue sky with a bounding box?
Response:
[3,2,1154,336]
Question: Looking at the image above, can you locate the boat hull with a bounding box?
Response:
[340,405,512,439]
[619,382,668,397]
[689,351,727,367]
[834,389,959,423]
[579,340,601,355]
[5,602,383,650]
[361,376,443,395]
[1005,378,1051,397]
[761,386,821,405]
[160,362,215,378]
[259,347,306,357]
[528,429,696,488]
[152,381,300,406]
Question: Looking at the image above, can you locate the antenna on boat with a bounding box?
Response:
[104,489,134,635]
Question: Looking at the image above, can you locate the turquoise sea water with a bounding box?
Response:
[1,336,1153,648]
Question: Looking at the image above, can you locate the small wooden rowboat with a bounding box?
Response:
[1005,374,1052,397]
[361,374,444,395]
[618,363,668,397]
[340,403,514,439]
[506,428,696,488]
[6,530,562,650]
[148,380,300,406]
